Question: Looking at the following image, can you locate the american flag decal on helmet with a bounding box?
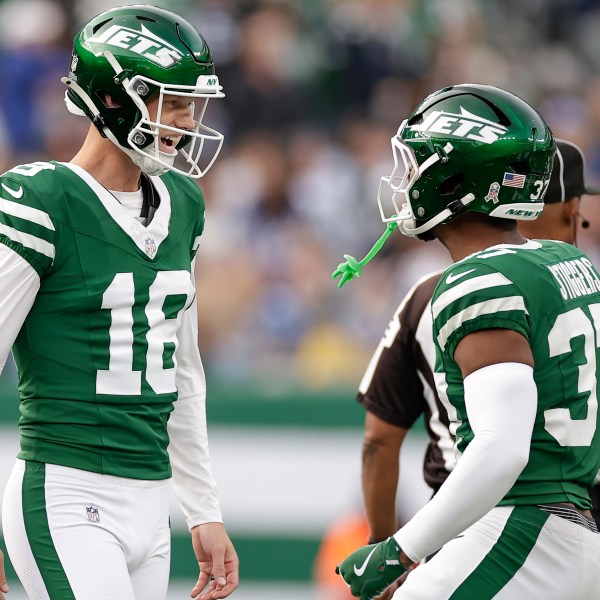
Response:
[502,173,526,188]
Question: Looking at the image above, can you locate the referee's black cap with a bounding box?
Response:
[545,139,600,204]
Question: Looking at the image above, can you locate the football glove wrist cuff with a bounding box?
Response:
[335,536,407,600]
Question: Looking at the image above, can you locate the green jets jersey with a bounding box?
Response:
[0,161,205,479]
[432,239,600,509]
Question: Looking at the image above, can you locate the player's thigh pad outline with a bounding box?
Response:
[2,459,171,600]
[393,505,600,600]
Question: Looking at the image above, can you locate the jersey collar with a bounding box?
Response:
[61,162,171,260]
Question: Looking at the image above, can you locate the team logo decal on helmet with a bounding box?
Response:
[62,5,225,178]
[88,24,184,68]
[377,83,556,239]
[411,107,509,145]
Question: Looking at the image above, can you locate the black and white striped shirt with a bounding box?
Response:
[357,271,455,491]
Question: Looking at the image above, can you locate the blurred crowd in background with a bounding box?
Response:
[3,0,600,389]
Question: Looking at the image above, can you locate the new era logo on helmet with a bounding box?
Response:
[410,107,508,145]
[89,24,184,67]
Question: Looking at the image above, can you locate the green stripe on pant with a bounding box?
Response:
[450,506,549,599]
[22,461,76,599]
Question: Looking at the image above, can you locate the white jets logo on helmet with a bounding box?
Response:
[410,107,508,145]
[89,24,184,67]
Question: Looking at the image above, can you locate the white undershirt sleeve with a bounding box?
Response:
[0,244,40,373]
[394,362,537,561]
[168,262,222,530]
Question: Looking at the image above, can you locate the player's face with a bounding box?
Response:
[145,93,196,155]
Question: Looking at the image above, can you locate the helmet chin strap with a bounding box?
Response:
[400,193,476,237]
[62,76,104,126]
[124,145,176,176]
[63,90,87,117]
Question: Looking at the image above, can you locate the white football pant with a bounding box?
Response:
[2,459,171,600]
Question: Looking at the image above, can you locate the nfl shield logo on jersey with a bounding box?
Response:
[86,505,100,522]
[144,237,157,259]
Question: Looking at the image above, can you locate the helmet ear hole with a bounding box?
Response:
[439,173,464,196]
[100,93,121,109]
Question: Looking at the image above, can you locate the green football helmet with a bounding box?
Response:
[62,4,224,178]
[377,84,556,238]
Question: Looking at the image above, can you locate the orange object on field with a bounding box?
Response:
[314,512,370,600]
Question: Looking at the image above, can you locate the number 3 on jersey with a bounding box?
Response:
[545,305,600,446]
[96,271,193,396]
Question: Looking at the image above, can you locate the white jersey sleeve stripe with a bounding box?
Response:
[0,222,55,259]
[432,273,513,319]
[0,197,55,231]
[437,296,527,351]
[415,302,458,472]
[0,244,40,374]
[358,271,440,395]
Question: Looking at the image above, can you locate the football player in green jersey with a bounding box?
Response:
[335,84,600,599]
[350,138,600,600]
[0,5,238,600]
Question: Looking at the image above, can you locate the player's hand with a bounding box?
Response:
[0,548,10,599]
[190,523,239,600]
[335,537,406,600]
